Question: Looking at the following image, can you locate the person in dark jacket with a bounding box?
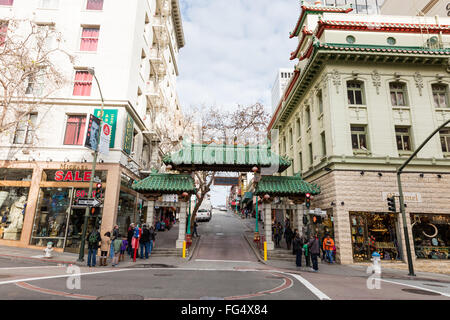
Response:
[127,223,134,257]
[139,224,151,259]
[149,226,156,256]
[293,234,303,267]
[292,229,299,254]
[86,228,101,267]
[284,226,294,250]
[307,234,320,272]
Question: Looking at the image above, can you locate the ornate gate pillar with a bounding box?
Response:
[263,202,274,250]
[176,200,188,249]
[146,200,155,227]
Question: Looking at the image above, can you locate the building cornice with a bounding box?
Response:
[268,43,450,131]
[315,20,450,39]
[171,0,185,49]
[290,27,314,61]
[289,4,353,39]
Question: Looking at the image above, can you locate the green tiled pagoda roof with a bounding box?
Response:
[132,172,195,193]
[255,174,320,196]
[315,43,450,55]
[163,143,291,173]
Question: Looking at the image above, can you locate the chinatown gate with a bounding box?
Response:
[131,141,320,252]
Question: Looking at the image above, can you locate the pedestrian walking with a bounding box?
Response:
[275,222,283,247]
[127,223,134,256]
[323,234,335,263]
[99,231,111,266]
[112,225,119,240]
[308,234,320,272]
[86,228,101,267]
[132,224,141,261]
[193,221,199,237]
[303,236,311,267]
[139,224,151,259]
[284,226,293,250]
[292,229,299,254]
[111,234,122,267]
[120,236,127,262]
[293,233,303,267]
[149,226,156,256]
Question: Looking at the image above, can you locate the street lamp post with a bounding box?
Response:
[77,67,105,262]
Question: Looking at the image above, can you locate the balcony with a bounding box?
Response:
[153,22,169,48]
[156,0,171,18]
[149,47,167,77]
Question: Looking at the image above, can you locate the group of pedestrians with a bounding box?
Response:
[292,232,336,272]
[86,222,157,268]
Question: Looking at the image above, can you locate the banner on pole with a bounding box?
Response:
[99,123,111,155]
[84,114,101,151]
[94,109,117,148]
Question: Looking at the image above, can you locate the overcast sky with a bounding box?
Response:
[176,1,300,206]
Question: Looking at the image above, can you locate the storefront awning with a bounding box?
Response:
[242,192,253,203]
[255,173,320,196]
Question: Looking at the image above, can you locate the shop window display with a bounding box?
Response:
[0,187,29,240]
[117,191,136,236]
[30,188,71,248]
[350,212,400,262]
[411,214,450,260]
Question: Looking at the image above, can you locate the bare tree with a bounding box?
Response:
[181,103,271,226]
[0,19,73,156]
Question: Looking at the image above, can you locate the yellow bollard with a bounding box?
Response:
[182,241,186,258]
[264,241,267,261]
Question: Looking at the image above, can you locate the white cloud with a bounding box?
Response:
[177,0,300,113]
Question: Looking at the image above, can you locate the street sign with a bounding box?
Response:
[214,177,239,186]
[309,208,327,217]
[77,198,101,207]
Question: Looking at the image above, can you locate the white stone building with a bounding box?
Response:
[269,1,450,264]
[271,69,294,113]
[0,0,186,252]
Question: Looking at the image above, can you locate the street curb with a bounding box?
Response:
[242,234,267,265]
[187,235,201,261]
[0,253,84,267]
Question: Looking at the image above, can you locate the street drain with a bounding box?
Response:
[423,283,446,288]
[97,294,144,300]
[130,264,176,269]
[401,288,441,296]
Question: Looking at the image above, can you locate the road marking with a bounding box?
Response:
[15,282,97,300]
[380,279,450,298]
[195,259,252,263]
[0,266,65,270]
[288,273,331,300]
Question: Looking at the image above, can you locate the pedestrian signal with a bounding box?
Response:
[387,196,396,212]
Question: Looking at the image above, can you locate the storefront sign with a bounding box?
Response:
[214,177,239,186]
[162,194,178,203]
[55,171,92,182]
[94,109,117,148]
[382,192,422,203]
[123,113,134,155]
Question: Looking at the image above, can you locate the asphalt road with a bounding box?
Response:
[0,210,448,300]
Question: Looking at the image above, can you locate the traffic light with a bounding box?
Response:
[91,207,96,216]
[305,193,311,209]
[95,183,102,199]
[387,196,396,212]
[303,215,308,225]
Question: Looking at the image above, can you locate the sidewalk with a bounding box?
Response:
[243,230,450,283]
[0,222,197,268]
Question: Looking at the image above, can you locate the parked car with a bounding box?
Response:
[196,209,211,222]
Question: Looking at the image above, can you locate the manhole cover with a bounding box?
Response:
[97,294,144,300]
[154,273,173,277]
[152,286,163,290]
[401,288,441,296]
[423,283,446,288]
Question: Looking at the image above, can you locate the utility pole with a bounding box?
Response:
[78,68,105,262]
[396,118,450,276]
